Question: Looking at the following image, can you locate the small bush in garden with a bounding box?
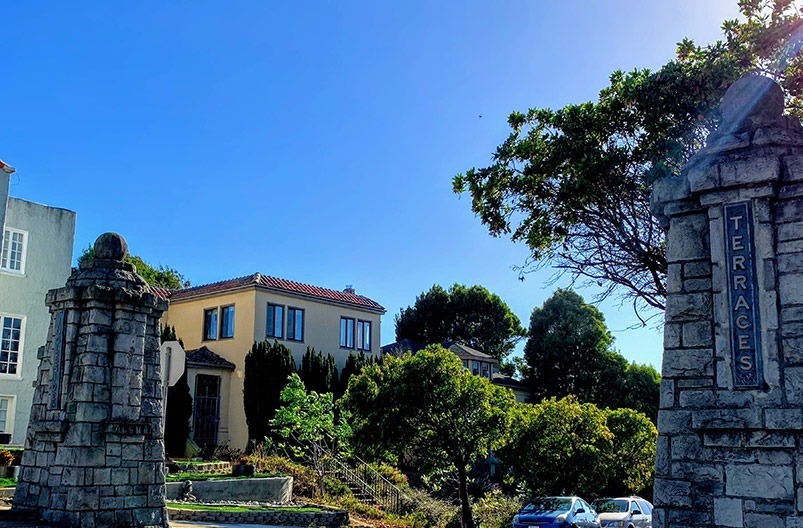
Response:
[323,476,352,499]
[251,455,317,497]
[372,462,409,488]
[473,490,522,528]
[398,487,455,527]
[335,495,386,520]
[0,450,14,467]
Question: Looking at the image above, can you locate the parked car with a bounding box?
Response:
[590,497,653,528]
[512,496,601,528]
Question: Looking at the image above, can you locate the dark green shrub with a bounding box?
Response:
[243,340,296,444]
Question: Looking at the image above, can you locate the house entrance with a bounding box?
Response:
[193,374,221,449]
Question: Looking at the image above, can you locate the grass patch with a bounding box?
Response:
[166,472,280,482]
[0,478,16,488]
[166,502,322,513]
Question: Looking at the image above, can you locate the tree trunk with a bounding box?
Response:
[456,461,474,528]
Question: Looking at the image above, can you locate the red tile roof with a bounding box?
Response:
[166,273,385,312]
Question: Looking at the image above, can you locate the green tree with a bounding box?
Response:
[335,351,375,399]
[343,345,516,528]
[298,347,338,395]
[500,397,656,499]
[524,289,613,402]
[523,289,660,418]
[272,373,351,497]
[602,408,657,497]
[621,362,662,422]
[453,1,803,319]
[395,284,525,362]
[500,397,612,499]
[243,340,296,445]
[161,325,193,457]
[78,245,189,289]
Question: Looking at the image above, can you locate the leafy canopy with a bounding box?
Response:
[395,284,525,362]
[499,396,656,499]
[453,1,803,319]
[342,345,516,528]
[78,245,189,289]
[523,289,660,420]
[272,373,351,496]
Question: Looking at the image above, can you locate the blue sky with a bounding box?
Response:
[2,1,741,369]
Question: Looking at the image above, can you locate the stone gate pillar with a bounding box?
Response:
[651,75,803,527]
[12,233,169,527]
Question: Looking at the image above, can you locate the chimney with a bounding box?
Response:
[344,284,355,295]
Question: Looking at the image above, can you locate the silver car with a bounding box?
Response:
[590,497,653,528]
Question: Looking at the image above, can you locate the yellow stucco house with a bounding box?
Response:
[160,272,384,450]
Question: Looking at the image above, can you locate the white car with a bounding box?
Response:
[590,497,653,528]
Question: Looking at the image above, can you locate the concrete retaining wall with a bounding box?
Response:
[166,506,348,528]
[165,476,293,502]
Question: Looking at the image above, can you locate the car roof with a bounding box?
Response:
[593,497,647,502]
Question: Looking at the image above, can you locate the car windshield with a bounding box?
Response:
[522,498,572,513]
[592,499,629,513]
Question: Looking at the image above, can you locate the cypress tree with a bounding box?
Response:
[243,340,296,445]
[161,325,192,457]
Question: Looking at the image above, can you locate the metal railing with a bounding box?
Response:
[321,449,404,513]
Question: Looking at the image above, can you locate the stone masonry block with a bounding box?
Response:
[657,410,692,434]
[744,431,795,448]
[720,156,781,186]
[780,273,803,305]
[785,367,803,404]
[663,348,714,377]
[654,478,693,507]
[726,464,793,499]
[778,221,803,242]
[664,323,681,349]
[682,321,713,347]
[715,498,743,527]
[660,379,675,409]
[670,435,703,460]
[684,260,711,278]
[745,513,785,528]
[782,306,803,322]
[779,253,803,274]
[784,337,803,365]
[665,292,712,322]
[679,389,715,408]
[666,213,710,262]
[692,408,762,429]
[765,408,803,430]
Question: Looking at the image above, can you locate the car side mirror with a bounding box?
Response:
[632,509,642,516]
[576,508,585,514]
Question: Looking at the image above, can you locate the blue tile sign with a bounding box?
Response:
[724,201,763,389]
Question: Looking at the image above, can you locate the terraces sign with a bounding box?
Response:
[724,201,762,389]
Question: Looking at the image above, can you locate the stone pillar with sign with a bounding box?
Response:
[12,233,169,527]
[651,75,803,527]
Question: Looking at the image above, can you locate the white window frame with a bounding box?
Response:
[1,228,27,275]
[0,396,16,433]
[0,314,24,379]
[356,320,371,352]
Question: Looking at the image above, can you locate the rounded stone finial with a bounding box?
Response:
[94,232,128,261]
[720,75,784,127]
